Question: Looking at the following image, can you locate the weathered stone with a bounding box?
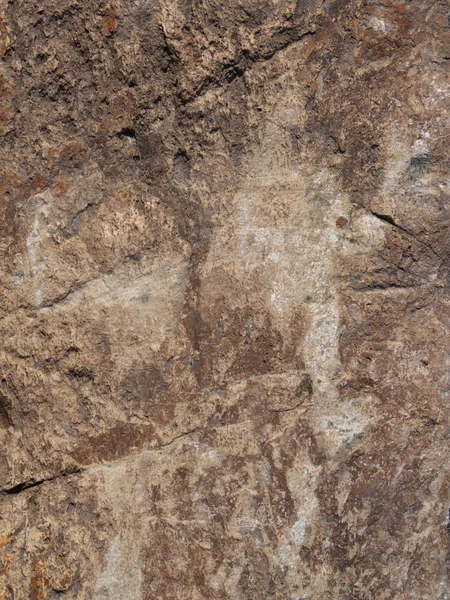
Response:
[0,0,449,598]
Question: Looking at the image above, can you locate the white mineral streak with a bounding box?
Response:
[94,461,144,600]
[26,192,52,307]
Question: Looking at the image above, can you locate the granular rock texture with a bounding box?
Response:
[0,0,449,598]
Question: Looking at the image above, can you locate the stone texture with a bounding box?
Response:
[0,0,449,598]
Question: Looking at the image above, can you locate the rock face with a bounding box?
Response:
[0,0,449,598]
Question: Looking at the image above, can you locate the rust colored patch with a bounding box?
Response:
[99,5,117,37]
[0,171,21,209]
[336,216,348,228]
[29,556,72,600]
[30,558,47,600]
[0,535,13,593]
[22,175,49,200]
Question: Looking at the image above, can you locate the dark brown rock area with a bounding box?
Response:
[0,0,449,598]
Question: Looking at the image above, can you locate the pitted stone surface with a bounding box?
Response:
[0,0,449,598]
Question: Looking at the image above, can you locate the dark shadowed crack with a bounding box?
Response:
[370,211,410,235]
[1,468,83,496]
[269,402,306,414]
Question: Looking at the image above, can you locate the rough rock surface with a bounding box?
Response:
[0,0,449,598]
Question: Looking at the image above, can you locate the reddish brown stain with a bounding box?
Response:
[29,555,72,599]
[30,558,47,600]
[0,534,13,596]
[22,175,49,199]
[99,5,117,37]
[71,422,156,466]
[336,216,348,228]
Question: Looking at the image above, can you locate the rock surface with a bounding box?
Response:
[0,0,449,598]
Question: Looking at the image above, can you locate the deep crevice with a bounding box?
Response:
[370,211,408,233]
[117,127,137,139]
[2,468,83,496]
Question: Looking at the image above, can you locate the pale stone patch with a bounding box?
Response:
[26,190,53,307]
[94,461,144,600]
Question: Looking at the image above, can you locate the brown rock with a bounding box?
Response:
[0,0,449,598]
